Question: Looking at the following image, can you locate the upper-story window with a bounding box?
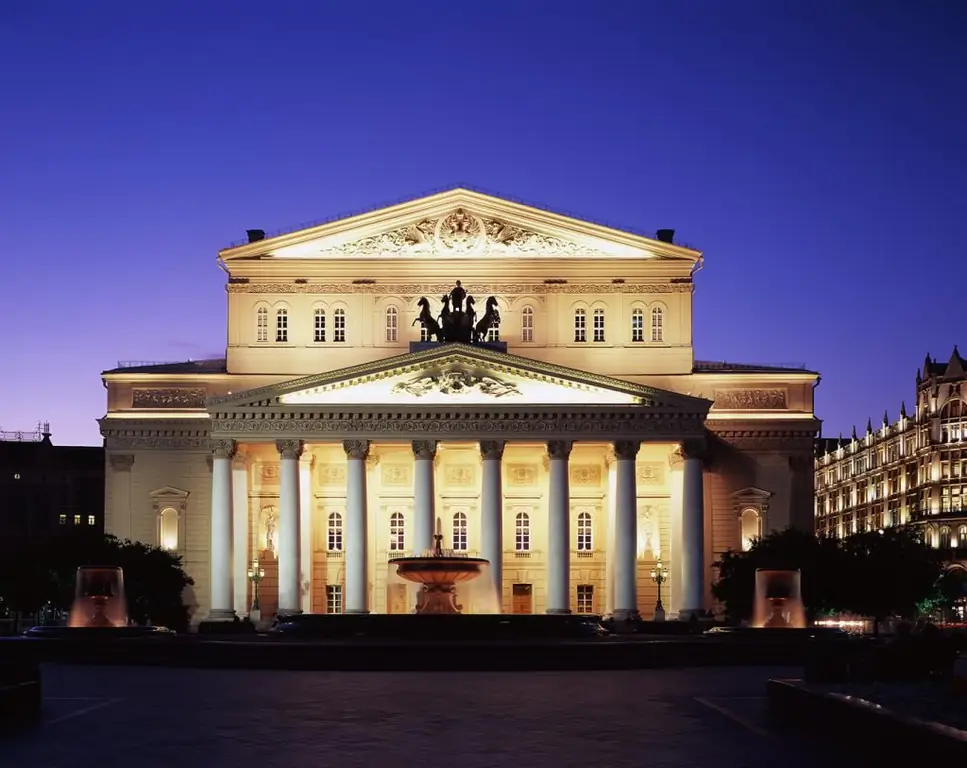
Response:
[385,306,398,342]
[515,511,531,552]
[592,309,605,342]
[574,309,586,342]
[577,511,593,551]
[389,511,405,552]
[327,511,343,551]
[452,511,468,552]
[276,308,288,342]
[486,316,500,342]
[521,306,534,342]
[941,399,966,443]
[334,308,346,343]
[631,308,644,342]
[256,307,269,342]
[651,307,664,342]
[314,309,326,342]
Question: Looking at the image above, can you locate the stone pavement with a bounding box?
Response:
[7,665,861,767]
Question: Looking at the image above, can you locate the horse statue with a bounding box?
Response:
[473,296,500,343]
[413,297,443,342]
[438,295,452,339]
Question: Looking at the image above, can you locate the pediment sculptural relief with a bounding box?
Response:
[317,207,608,257]
[392,370,521,399]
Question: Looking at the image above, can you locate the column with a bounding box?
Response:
[613,440,640,620]
[480,440,505,611]
[681,439,706,618]
[299,452,314,614]
[208,439,236,620]
[413,441,437,553]
[276,439,303,614]
[344,440,370,613]
[231,450,249,616]
[546,440,572,614]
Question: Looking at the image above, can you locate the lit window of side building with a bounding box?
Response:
[98,188,820,625]
[814,347,967,548]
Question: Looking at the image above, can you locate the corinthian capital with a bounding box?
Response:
[275,439,304,460]
[412,440,438,460]
[479,440,506,461]
[210,439,237,460]
[547,440,573,460]
[679,438,707,462]
[342,440,370,460]
[613,440,640,461]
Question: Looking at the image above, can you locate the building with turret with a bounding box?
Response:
[814,347,967,549]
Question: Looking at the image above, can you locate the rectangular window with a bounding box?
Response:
[256,308,268,342]
[574,310,586,342]
[521,308,534,342]
[73,515,81,525]
[326,585,343,614]
[58,514,66,525]
[592,309,605,342]
[486,322,500,342]
[276,309,288,342]
[577,584,594,614]
[87,515,95,526]
[631,310,644,342]
[385,309,398,342]
[334,310,346,342]
[651,308,663,342]
[314,310,326,342]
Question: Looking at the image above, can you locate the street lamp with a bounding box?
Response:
[247,559,265,621]
[650,559,669,621]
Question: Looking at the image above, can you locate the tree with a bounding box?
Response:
[712,527,847,622]
[841,527,941,633]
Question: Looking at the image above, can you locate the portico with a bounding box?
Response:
[204,344,711,619]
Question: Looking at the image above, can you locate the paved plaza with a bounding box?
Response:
[6,664,860,767]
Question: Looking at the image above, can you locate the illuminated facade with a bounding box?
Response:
[815,348,967,549]
[99,188,819,623]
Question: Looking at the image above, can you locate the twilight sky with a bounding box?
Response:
[2,1,964,446]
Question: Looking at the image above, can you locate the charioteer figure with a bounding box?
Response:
[449,280,466,313]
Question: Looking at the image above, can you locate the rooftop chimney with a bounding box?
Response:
[656,229,675,244]
[246,229,266,243]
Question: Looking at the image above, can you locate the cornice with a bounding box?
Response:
[98,417,212,450]
[225,281,694,295]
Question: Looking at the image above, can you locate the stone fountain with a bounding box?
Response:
[389,526,488,615]
[751,569,807,629]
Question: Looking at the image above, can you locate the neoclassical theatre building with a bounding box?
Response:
[99,188,819,623]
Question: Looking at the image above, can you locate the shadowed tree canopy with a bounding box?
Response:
[0,534,193,632]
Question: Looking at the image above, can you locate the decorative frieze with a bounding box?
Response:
[132,388,206,409]
[317,463,346,485]
[713,389,787,410]
[260,464,279,482]
[226,282,693,295]
[381,464,411,486]
[569,465,602,486]
[636,462,666,485]
[444,465,476,487]
[506,464,537,486]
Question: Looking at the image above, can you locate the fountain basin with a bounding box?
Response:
[392,556,488,585]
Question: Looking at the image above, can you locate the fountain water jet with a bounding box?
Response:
[68,566,128,628]
[388,519,488,615]
[752,569,806,629]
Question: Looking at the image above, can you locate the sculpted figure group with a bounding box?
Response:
[414,281,501,344]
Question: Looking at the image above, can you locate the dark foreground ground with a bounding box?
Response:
[6,665,864,767]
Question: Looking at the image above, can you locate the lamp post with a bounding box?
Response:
[247,559,265,623]
[650,559,669,622]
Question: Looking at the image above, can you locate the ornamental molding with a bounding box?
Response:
[99,417,212,450]
[314,208,614,258]
[226,281,693,295]
[731,486,772,516]
[710,427,818,452]
[713,389,788,410]
[392,371,521,399]
[132,387,207,409]
[210,410,706,440]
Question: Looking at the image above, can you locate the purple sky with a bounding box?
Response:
[3,1,964,446]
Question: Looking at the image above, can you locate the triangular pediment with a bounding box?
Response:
[148,485,190,499]
[209,345,711,412]
[219,187,700,263]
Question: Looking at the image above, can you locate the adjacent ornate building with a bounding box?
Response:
[815,347,967,548]
[99,188,819,623]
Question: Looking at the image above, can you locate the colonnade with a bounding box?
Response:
[207,437,707,619]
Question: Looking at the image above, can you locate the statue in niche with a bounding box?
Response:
[264,513,278,558]
[638,506,660,558]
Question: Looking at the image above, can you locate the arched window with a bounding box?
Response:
[334,308,346,342]
[327,512,343,552]
[256,307,269,342]
[592,308,605,342]
[631,308,644,342]
[385,306,398,342]
[452,511,468,551]
[958,526,967,549]
[275,308,288,342]
[313,308,326,342]
[925,527,936,548]
[941,399,966,443]
[159,507,179,551]
[740,508,760,552]
[521,306,534,342]
[577,511,593,551]
[940,527,952,549]
[515,512,530,552]
[651,307,664,342]
[389,511,405,552]
[574,308,587,342]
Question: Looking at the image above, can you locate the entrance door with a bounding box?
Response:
[386,584,408,614]
[511,583,533,614]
